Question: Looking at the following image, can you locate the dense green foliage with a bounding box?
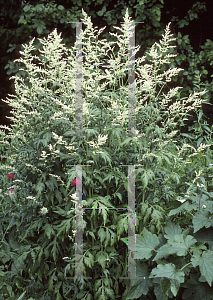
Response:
[0,9,213,299]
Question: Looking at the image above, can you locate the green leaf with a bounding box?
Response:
[154,283,168,300]
[35,181,45,196]
[193,211,213,233]
[164,221,182,240]
[56,291,63,300]
[96,251,107,270]
[84,252,94,268]
[154,235,196,260]
[38,248,43,266]
[180,133,195,139]
[126,279,146,299]
[18,15,25,25]
[37,24,44,35]
[98,150,112,165]
[52,239,58,263]
[56,219,71,236]
[48,272,55,292]
[87,231,96,240]
[198,110,203,122]
[150,263,185,296]
[58,5,64,10]
[97,6,106,16]
[191,251,213,286]
[98,227,106,243]
[98,204,109,225]
[197,137,203,147]
[125,263,153,298]
[193,227,213,243]
[182,274,213,300]
[44,223,55,239]
[105,287,115,299]
[141,169,155,189]
[168,201,195,217]
[23,4,31,12]
[55,189,62,203]
[160,278,170,298]
[136,228,160,259]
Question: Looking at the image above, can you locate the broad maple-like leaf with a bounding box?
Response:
[150,263,185,296]
[191,250,213,286]
[136,228,160,259]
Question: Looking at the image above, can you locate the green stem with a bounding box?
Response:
[91,219,94,247]
[142,153,148,204]
[181,262,191,271]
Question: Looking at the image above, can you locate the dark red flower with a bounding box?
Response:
[7,174,14,178]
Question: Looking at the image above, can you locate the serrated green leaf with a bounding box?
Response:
[154,284,168,300]
[164,221,182,240]
[84,252,94,268]
[150,263,184,296]
[98,227,106,243]
[144,206,152,223]
[55,189,62,203]
[48,272,54,292]
[87,231,96,240]
[99,207,108,226]
[193,211,213,233]
[136,229,160,259]
[35,181,45,196]
[126,279,146,299]
[154,234,196,260]
[191,251,213,286]
[126,262,153,298]
[38,248,43,266]
[105,287,115,299]
[96,251,107,270]
[170,279,181,297]
[141,169,155,188]
[56,219,71,236]
[168,201,195,217]
[98,150,112,165]
[44,223,55,239]
[160,278,170,298]
[56,291,63,300]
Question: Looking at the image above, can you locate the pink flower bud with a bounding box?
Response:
[8,189,15,196]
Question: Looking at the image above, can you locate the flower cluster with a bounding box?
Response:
[40,207,48,215]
